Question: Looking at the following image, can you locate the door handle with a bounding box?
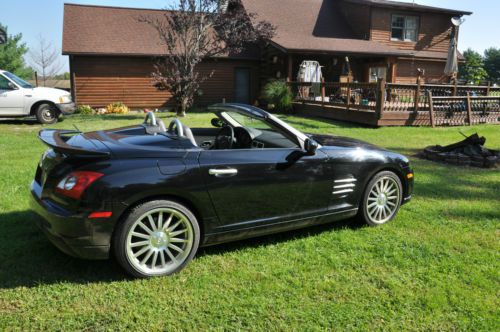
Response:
[209,168,238,177]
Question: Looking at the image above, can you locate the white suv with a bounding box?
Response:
[0,70,75,124]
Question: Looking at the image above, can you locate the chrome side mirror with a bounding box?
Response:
[7,82,17,90]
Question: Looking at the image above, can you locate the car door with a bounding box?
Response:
[0,75,24,115]
[198,147,333,232]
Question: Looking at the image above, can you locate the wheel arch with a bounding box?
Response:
[111,193,206,246]
[30,100,58,116]
[366,165,408,199]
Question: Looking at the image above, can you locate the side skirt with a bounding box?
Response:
[201,208,358,246]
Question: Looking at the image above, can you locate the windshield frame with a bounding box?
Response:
[213,105,314,149]
[2,71,33,89]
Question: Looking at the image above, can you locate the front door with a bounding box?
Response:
[0,75,24,115]
[234,68,251,104]
[199,148,332,232]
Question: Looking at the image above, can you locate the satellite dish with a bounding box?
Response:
[451,17,465,27]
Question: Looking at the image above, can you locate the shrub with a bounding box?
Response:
[76,104,95,115]
[262,80,293,112]
[106,102,129,114]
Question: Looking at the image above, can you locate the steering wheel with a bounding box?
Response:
[215,126,235,150]
[168,119,184,137]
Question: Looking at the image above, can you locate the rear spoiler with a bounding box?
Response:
[38,129,110,157]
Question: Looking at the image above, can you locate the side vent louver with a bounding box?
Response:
[332,178,357,195]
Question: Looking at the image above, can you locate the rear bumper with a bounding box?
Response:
[30,181,110,260]
[56,102,76,115]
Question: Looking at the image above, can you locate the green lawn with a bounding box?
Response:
[0,113,498,331]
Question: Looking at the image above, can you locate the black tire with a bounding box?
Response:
[358,171,403,226]
[113,200,200,278]
[35,103,59,124]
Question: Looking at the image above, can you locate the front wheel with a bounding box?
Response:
[113,200,200,278]
[359,171,403,226]
[35,103,59,124]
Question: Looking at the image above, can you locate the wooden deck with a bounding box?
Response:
[290,81,500,127]
[294,101,500,127]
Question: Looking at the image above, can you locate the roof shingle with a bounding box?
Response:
[63,4,169,56]
[63,1,469,60]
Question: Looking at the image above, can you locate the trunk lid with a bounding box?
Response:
[35,130,111,207]
[38,129,111,157]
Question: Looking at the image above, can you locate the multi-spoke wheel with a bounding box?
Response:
[359,171,403,226]
[114,200,200,278]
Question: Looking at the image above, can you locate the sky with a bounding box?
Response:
[1,0,498,73]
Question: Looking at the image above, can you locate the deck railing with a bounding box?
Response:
[428,94,500,127]
[288,80,500,126]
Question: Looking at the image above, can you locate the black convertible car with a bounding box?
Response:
[31,103,413,278]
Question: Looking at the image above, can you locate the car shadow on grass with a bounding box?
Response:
[0,118,40,125]
[0,210,364,289]
[0,210,127,289]
[198,216,365,257]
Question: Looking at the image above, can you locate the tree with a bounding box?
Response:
[141,0,275,116]
[459,48,488,84]
[484,47,500,84]
[29,35,64,87]
[53,72,70,80]
[263,80,293,112]
[0,24,32,79]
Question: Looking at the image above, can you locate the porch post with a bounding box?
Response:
[414,75,421,114]
[287,54,293,82]
[321,77,325,106]
[466,92,473,126]
[427,90,435,127]
[375,78,386,120]
[390,62,397,83]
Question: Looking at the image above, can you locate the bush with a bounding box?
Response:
[106,102,129,114]
[76,104,95,115]
[262,80,293,112]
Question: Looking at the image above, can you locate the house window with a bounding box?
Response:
[369,67,387,83]
[391,15,419,42]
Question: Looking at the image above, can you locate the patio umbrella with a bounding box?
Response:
[444,18,464,76]
[444,34,458,76]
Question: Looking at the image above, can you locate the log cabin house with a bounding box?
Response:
[62,0,471,109]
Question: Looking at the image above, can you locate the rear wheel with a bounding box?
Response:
[114,200,200,278]
[35,103,59,124]
[359,171,403,226]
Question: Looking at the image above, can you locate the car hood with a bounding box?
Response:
[31,87,69,98]
[309,134,383,150]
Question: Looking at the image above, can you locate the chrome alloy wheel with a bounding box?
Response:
[125,208,194,275]
[366,176,401,224]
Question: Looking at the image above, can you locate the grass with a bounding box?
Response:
[0,113,499,331]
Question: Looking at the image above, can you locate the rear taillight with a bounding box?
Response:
[55,171,104,199]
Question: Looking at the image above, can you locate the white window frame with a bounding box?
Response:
[369,67,387,83]
[391,15,419,42]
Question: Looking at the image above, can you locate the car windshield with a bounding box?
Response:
[223,111,273,130]
[3,71,33,88]
[221,110,301,148]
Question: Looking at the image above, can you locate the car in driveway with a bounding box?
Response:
[0,70,75,124]
[31,103,413,278]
